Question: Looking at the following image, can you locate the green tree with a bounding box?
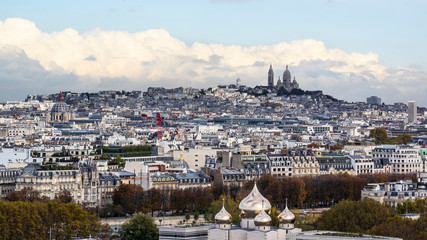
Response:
[269,207,280,227]
[369,128,388,144]
[113,154,126,168]
[206,195,240,225]
[398,134,413,144]
[185,213,190,223]
[194,211,200,221]
[316,198,391,233]
[119,214,158,240]
[370,214,427,240]
[99,154,111,160]
[414,198,427,214]
[396,200,416,214]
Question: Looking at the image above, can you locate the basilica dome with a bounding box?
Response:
[51,101,69,113]
[283,65,291,81]
[215,205,232,224]
[239,183,271,219]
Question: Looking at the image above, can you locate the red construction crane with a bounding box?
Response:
[156,113,162,140]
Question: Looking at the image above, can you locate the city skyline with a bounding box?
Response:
[0,0,426,106]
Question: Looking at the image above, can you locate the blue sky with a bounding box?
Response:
[0,0,426,105]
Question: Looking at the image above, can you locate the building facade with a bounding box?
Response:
[372,146,422,174]
[362,180,427,207]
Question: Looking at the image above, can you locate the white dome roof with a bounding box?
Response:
[278,206,295,223]
[215,205,232,224]
[254,208,272,226]
[239,183,271,219]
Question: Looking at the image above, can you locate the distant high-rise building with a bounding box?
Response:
[367,96,381,105]
[408,100,417,123]
[268,65,274,88]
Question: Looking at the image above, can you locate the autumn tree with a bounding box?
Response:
[288,178,306,206]
[169,189,186,214]
[0,200,109,240]
[56,190,73,203]
[112,184,144,214]
[6,188,48,203]
[143,188,162,216]
[307,143,320,149]
[369,128,388,144]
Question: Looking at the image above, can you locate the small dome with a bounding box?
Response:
[254,209,271,227]
[51,102,69,113]
[215,205,232,224]
[239,183,271,219]
[292,77,297,84]
[278,206,295,224]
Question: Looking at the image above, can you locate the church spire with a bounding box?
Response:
[268,65,274,89]
[58,91,63,102]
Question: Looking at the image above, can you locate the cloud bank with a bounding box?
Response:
[0,18,425,105]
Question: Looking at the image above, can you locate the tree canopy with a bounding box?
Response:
[119,214,158,240]
[316,198,392,233]
[369,128,388,144]
[206,194,240,225]
[369,128,413,145]
[0,200,110,240]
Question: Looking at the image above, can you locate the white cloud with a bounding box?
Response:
[0,18,425,105]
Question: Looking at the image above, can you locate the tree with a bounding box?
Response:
[369,128,388,144]
[184,213,190,223]
[206,195,240,225]
[316,198,391,233]
[111,154,125,168]
[119,214,158,240]
[288,178,306,206]
[56,190,73,203]
[143,188,161,216]
[112,184,144,215]
[307,143,320,149]
[370,215,427,240]
[396,200,416,214]
[100,154,111,160]
[0,200,107,240]
[6,189,48,203]
[269,207,280,227]
[398,134,413,144]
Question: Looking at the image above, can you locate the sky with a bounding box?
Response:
[0,0,426,106]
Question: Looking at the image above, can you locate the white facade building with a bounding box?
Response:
[372,145,422,174]
[350,155,374,175]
